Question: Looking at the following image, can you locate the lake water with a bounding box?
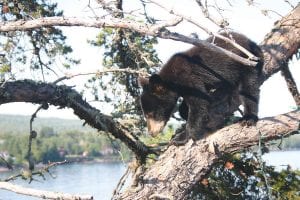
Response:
[0,150,299,200]
[0,162,127,200]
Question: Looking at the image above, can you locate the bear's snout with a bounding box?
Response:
[146,118,165,137]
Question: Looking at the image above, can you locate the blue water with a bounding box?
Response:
[0,151,299,200]
[0,162,126,200]
[262,150,300,170]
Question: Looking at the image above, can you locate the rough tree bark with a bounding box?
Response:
[117,5,300,199]
[0,17,257,66]
[118,111,300,200]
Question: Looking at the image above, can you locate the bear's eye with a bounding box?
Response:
[145,113,154,119]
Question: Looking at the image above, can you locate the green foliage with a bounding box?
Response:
[0,133,28,165]
[87,26,160,111]
[260,133,300,150]
[279,134,300,149]
[189,152,300,200]
[85,5,161,134]
[270,167,300,200]
[0,0,78,81]
[140,125,174,145]
[0,114,94,134]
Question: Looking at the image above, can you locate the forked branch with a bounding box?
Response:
[0,80,153,163]
[0,16,257,66]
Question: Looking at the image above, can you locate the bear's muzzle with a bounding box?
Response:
[146,118,165,137]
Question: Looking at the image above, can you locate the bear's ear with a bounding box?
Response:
[149,74,166,95]
[138,76,149,87]
[149,74,162,84]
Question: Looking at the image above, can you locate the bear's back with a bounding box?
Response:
[158,32,263,89]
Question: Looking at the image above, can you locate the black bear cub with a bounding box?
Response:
[139,32,263,144]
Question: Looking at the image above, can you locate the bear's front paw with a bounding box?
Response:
[239,114,258,127]
[170,130,189,146]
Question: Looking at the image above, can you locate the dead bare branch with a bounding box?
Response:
[0,80,154,163]
[149,0,259,61]
[53,68,149,84]
[0,16,258,66]
[195,0,228,28]
[3,161,68,182]
[0,182,93,200]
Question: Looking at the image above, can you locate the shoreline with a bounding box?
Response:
[0,156,128,174]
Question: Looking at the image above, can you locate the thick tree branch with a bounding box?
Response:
[259,4,300,107]
[149,0,259,61]
[260,4,300,80]
[118,110,300,200]
[0,182,93,200]
[117,5,300,199]
[0,80,153,162]
[0,16,257,66]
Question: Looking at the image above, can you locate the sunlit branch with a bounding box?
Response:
[0,80,154,163]
[3,160,68,182]
[0,181,93,200]
[118,111,300,199]
[196,0,228,28]
[53,68,150,84]
[0,16,258,66]
[150,0,259,61]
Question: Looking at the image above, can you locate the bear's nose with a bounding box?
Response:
[146,118,165,137]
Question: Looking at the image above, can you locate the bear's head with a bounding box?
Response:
[139,74,178,137]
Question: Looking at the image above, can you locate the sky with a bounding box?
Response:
[0,0,299,119]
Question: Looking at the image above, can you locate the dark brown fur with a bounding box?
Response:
[139,32,264,143]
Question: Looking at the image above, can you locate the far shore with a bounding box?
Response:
[0,156,128,174]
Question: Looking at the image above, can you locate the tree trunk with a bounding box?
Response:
[117,111,300,200]
[260,4,300,79]
[117,5,300,199]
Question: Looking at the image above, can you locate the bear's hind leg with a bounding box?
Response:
[185,98,210,141]
[239,75,260,126]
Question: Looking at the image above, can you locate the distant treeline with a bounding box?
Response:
[0,114,94,134]
[0,114,299,167]
[0,114,132,166]
[276,134,300,149]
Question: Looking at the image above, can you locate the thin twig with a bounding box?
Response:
[3,160,69,182]
[52,68,149,84]
[281,65,300,106]
[196,0,228,28]
[0,16,257,66]
[257,131,273,200]
[261,9,283,18]
[284,0,295,9]
[149,0,210,34]
[0,156,13,170]
[27,105,44,174]
[150,0,259,61]
[111,166,131,199]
